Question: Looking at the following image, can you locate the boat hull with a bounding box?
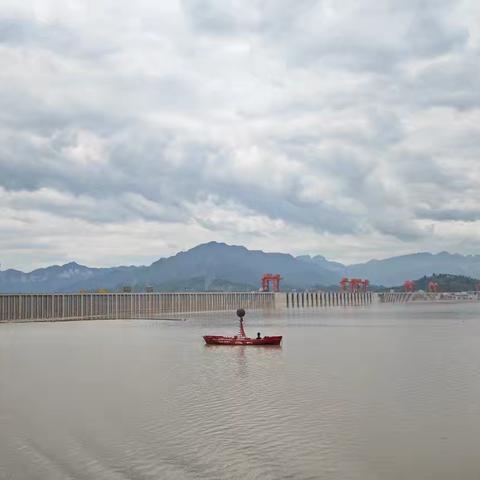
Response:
[203,335,282,346]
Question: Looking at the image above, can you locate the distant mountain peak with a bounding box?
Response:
[1,243,479,293]
[63,261,82,267]
[193,241,247,251]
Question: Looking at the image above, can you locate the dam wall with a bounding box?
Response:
[0,291,377,323]
[379,292,480,303]
[285,291,373,308]
[0,292,275,322]
[379,292,415,303]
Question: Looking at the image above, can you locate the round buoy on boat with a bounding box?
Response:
[236,308,246,318]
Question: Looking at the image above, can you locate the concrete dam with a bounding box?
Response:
[0,291,374,322]
[378,291,480,303]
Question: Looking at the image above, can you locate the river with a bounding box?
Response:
[1,302,480,479]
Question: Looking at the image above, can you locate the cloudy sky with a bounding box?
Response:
[1,0,479,271]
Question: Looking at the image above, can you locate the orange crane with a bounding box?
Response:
[340,277,350,291]
[261,274,282,292]
[340,277,369,292]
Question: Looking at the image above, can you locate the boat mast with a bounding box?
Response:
[236,308,246,338]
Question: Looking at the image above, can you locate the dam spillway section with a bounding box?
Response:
[284,291,373,308]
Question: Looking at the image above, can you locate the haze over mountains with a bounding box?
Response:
[0,242,479,293]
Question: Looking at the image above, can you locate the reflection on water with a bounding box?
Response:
[204,344,282,378]
[2,302,480,479]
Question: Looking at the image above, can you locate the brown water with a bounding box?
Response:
[2,302,480,480]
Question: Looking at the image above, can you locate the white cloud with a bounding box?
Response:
[0,0,479,270]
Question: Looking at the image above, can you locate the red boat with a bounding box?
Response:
[203,308,282,346]
[203,335,282,346]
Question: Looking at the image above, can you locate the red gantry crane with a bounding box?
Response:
[340,277,369,292]
[428,281,440,293]
[404,280,416,292]
[261,274,282,292]
[340,277,350,291]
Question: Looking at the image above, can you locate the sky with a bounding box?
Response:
[1,0,480,271]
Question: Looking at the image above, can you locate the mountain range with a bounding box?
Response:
[0,241,479,293]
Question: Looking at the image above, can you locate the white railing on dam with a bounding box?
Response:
[0,292,275,322]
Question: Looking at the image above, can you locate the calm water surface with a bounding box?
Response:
[2,303,480,480]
